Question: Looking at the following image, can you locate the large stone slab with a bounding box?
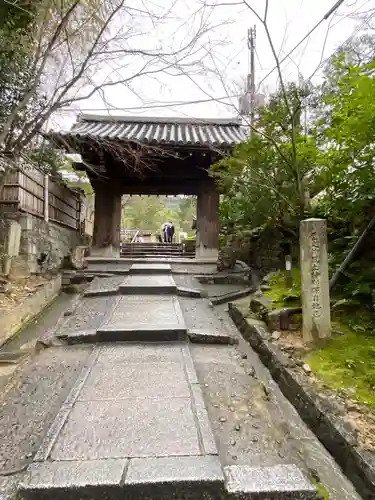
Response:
[77,361,191,400]
[96,343,184,364]
[118,274,177,294]
[97,296,187,341]
[130,263,172,274]
[225,464,317,499]
[50,398,201,460]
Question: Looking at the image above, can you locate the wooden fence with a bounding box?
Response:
[0,168,81,230]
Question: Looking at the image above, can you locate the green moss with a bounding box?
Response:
[263,268,375,410]
[263,269,301,309]
[306,320,375,408]
[312,479,330,499]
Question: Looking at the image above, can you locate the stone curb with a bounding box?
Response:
[195,274,251,285]
[210,287,255,306]
[187,329,238,345]
[228,303,375,500]
[224,464,317,499]
[176,286,205,298]
[83,288,119,297]
[0,275,62,349]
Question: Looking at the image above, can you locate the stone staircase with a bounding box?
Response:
[120,242,195,259]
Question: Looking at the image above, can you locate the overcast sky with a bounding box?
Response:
[52,0,373,130]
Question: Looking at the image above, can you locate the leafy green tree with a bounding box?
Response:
[212,83,318,239]
[122,196,178,231]
[316,54,375,223]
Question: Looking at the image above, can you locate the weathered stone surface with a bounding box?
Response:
[19,459,127,495]
[96,343,184,364]
[124,456,224,498]
[300,218,331,341]
[187,329,237,345]
[266,309,282,332]
[56,296,117,335]
[22,342,222,498]
[118,274,177,294]
[249,296,272,318]
[0,275,62,348]
[229,304,372,500]
[14,213,81,275]
[130,263,172,274]
[210,287,255,306]
[77,361,190,400]
[50,398,201,460]
[177,286,203,298]
[98,295,186,341]
[190,384,218,455]
[84,276,124,297]
[225,464,317,498]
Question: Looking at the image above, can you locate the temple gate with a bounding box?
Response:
[49,115,247,260]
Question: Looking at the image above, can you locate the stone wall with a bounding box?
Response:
[19,214,82,273]
[1,213,82,275]
[219,227,298,275]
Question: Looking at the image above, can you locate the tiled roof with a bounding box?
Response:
[58,115,248,148]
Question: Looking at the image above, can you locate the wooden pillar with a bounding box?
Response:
[195,178,220,260]
[91,180,122,258]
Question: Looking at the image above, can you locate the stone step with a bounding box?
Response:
[121,243,182,247]
[19,456,225,500]
[121,250,184,254]
[19,462,318,500]
[96,295,187,342]
[121,249,183,253]
[121,253,185,258]
[129,263,172,274]
[121,248,184,253]
[118,274,177,295]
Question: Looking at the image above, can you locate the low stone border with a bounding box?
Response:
[196,274,250,285]
[210,287,255,305]
[0,274,62,348]
[228,303,375,500]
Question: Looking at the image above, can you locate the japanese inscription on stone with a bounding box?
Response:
[310,229,322,318]
[300,218,331,341]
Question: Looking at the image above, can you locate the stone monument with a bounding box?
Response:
[300,218,331,342]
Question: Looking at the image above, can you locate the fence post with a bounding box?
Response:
[44,174,49,222]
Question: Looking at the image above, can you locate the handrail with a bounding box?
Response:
[131,230,139,243]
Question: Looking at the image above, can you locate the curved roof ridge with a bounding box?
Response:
[77,114,242,126]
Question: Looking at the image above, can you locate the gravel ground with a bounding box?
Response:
[0,345,92,498]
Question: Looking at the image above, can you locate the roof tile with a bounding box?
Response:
[63,115,248,148]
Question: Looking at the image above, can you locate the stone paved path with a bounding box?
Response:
[3,261,361,499]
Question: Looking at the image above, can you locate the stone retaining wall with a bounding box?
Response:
[0,274,62,347]
[229,303,375,500]
[19,214,81,273]
[220,228,298,275]
[1,213,82,275]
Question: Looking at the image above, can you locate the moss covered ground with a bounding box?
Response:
[264,270,375,409]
